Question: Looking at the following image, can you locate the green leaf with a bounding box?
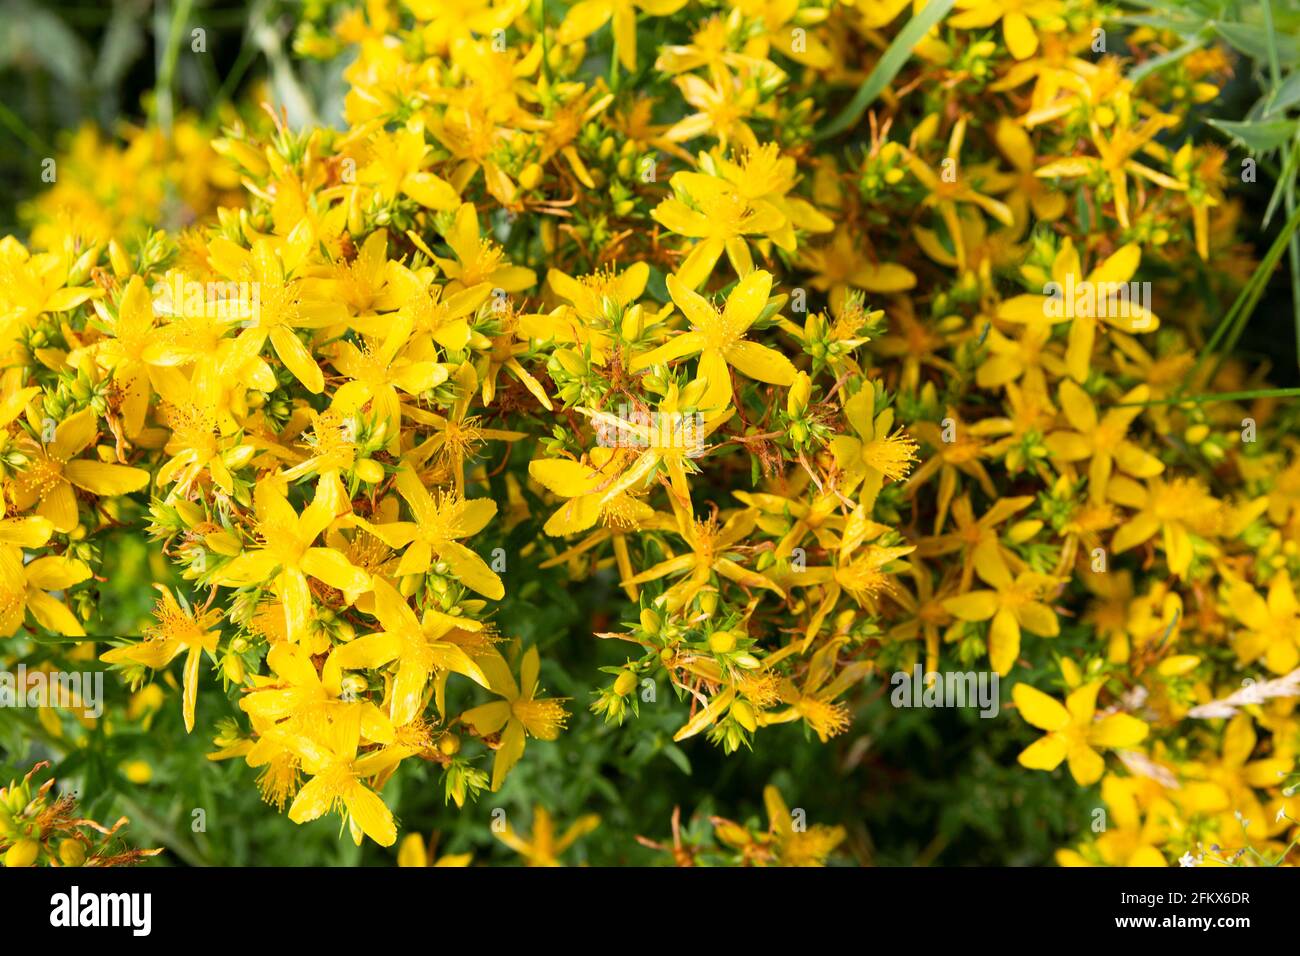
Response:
[816,0,957,141]
[1260,71,1300,117]
[1206,117,1299,154]
[1215,22,1300,65]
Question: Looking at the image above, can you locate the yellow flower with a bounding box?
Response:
[101,587,221,732]
[12,407,150,532]
[0,544,89,637]
[1227,570,1300,674]
[999,238,1160,383]
[796,229,916,316]
[903,117,1015,271]
[332,576,489,726]
[1013,681,1148,786]
[357,127,460,210]
[279,704,399,847]
[461,645,570,791]
[91,276,160,437]
[207,232,349,394]
[356,465,503,598]
[763,785,845,866]
[943,551,1059,676]
[215,479,372,641]
[329,309,449,455]
[433,203,536,294]
[631,269,795,415]
[558,0,687,71]
[829,384,919,506]
[1057,774,1169,866]
[1108,475,1221,580]
[650,174,785,289]
[396,832,472,867]
[1043,380,1163,502]
[1034,92,1185,229]
[494,806,600,866]
[623,500,784,611]
[951,0,1058,61]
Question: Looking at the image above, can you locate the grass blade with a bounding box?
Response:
[816,0,956,141]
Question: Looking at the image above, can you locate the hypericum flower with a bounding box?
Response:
[768,643,871,742]
[215,479,372,641]
[356,127,460,211]
[433,203,536,295]
[530,449,655,597]
[545,262,649,326]
[302,230,417,333]
[356,465,503,599]
[991,118,1067,223]
[1109,475,1222,580]
[493,805,600,866]
[332,576,489,726]
[950,0,1058,61]
[101,586,221,731]
[12,407,150,533]
[796,230,916,317]
[762,785,846,866]
[623,501,783,611]
[709,142,835,252]
[329,310,448,455]
[1056,774,1170,866]
[829,384,919,506]
[916,493,1035,592]
[943,551,1059,676]
[461,645,570,791]
[0,545,89,637]
[1227,570,1300,674]
[396,833,473,868]
[0,242,99,326]
[663,63,781,154]
[157,395,253,495]
[999,238,1160,383]
[903,117,1015,271]
[577,378,720,506]
[207,232,349,394]
[1013,681,1149,786]
[1043,380,1163,502]
[279,704,398,847]
[650,174,785,289]
[558,0,687,71]
[91,275,161,438]
[631,270,795,416]
[1035,92,1184,229]
[406,365,526,494]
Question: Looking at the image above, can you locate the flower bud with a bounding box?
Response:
[787,371,811,417]
[4,839,39,868]
[708,631,737,654]
[58,839,86,867]
[613,669,637,697]
[730,699,757,732]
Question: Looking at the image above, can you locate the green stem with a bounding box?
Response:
[1111,386,1300,408]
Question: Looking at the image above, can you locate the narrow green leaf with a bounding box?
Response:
[1206,117,1299,154]
[816,0,957,141]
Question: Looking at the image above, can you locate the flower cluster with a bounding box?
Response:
[3,0,1298,865]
